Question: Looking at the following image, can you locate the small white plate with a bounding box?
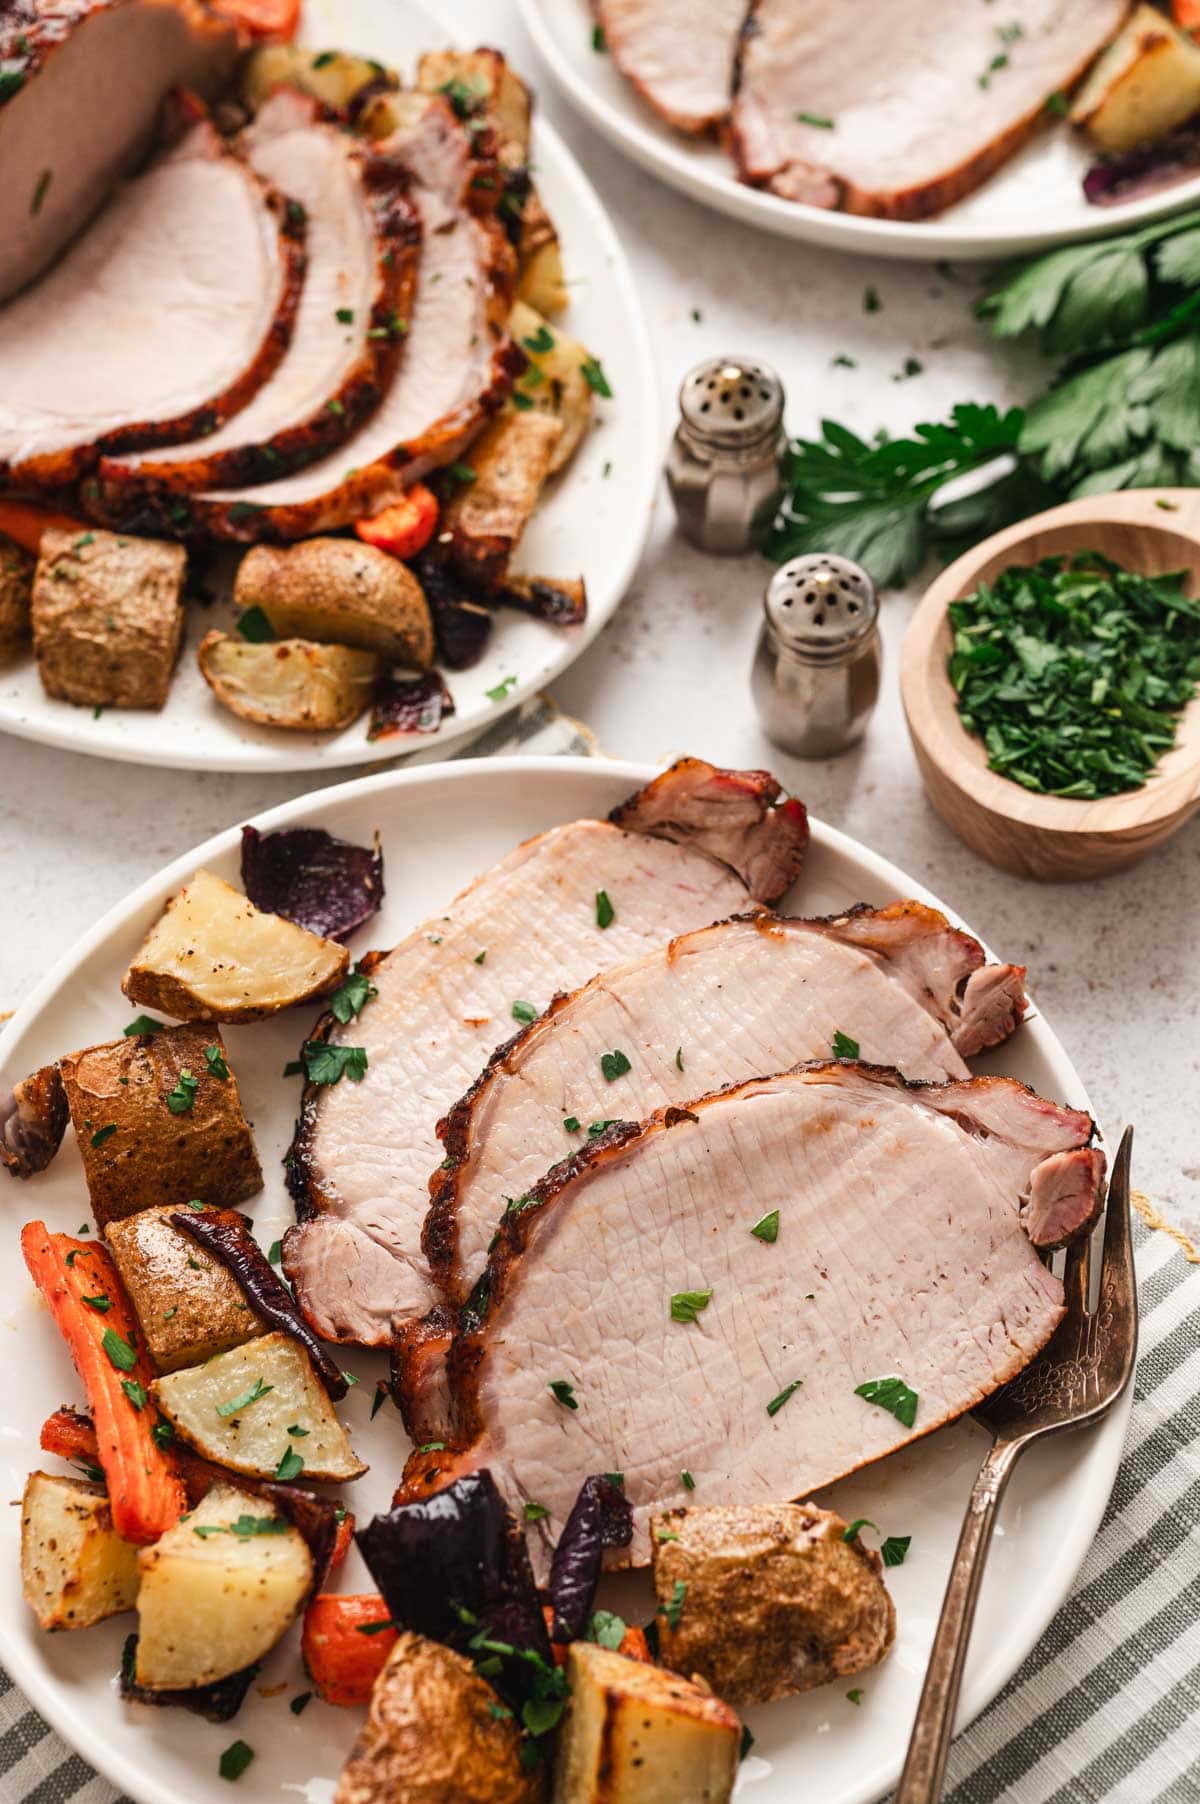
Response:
[520,0,1200,260]
[0,756,1129,1804]
[0,0,657,772]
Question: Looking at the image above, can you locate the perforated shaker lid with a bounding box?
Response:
[678,357,784,448]
[764,554,878,654]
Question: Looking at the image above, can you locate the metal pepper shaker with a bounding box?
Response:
[664,356,786,554]
[751,554,881,757]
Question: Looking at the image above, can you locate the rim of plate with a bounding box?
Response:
[0,755,1130,1804]
[517,0,1200,260]
[0,15,659,774]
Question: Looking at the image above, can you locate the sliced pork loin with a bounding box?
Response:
[594,0,747,134]
[0,0,237,305]
[422,903,1027,1311]
[283,761,809,1348]
[608,757,808,902]
[422,1063,1103,1576]
[730,0,1129,219]
[115,94,520,543]
[0,110,305,490]
[94,91,422,501]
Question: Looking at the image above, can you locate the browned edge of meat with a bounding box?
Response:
[608,757,809,903]
[418,899,1026,1305]
[388,1300,458,1444]
[6,105,308,491]
[94,143,423,501]
[428,1062,1101,1467]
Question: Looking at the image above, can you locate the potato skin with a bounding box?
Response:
[59,1024,262,1229]
[334,1632,543,1804]
[0,530,34,667]
[652,1502,896,1707]
[233,538,434,670]
[21,1471,140,1631]
[31,528,185,707]
[199,631,381,731]
[105,1204,266,1373]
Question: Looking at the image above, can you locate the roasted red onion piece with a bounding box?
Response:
[170,1207,348,1400]
[369,671,456,740]
[240,824,384,943]
[0,1063,68,1180]
[1084,127,1200,207]
[496,576,587,627]
[413,553,494,669]
[549,1474,633,1643]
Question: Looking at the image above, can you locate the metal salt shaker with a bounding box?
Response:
[665,356,786,555]
[751,554,881,757]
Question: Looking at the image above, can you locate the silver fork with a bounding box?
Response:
[895,1125,1138,1804]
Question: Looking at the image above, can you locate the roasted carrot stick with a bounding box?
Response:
[22,1223,185,1544]
[0,500,91,554]
[39,1404,100,1467]
[302,1594,397,1706]
[213,0,300,40]
[355,486,439,560]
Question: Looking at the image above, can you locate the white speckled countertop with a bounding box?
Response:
[2,0,1197,1240]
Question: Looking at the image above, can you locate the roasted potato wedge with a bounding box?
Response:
[441,412,564,587]
[517,197,569,318]
[651,1502,896,1707]
[0,530,34,667]
[416,49,532,162]
[21,1472,140,1631]
[105,1204,265,1373]
[1071,4,1200,150]
[241,44,397,113]
[122,867,348,1023]
[199,632,381,732]
[135,1482,312,1690]
[31,528,185,708]
[334,1631,540,1804]
[58,1023,262,1229]
[152,1332,365,1482]
[507,301,595,474]
[554,1641,739,1804]
[233,539,434,670]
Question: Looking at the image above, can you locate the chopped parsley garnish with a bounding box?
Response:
[302,1041,368,1086]
[283,1060,304,1077]
[522,325,555,354]
[512,391,535,411]
[203,1045,230,1080]
[330,969,378,1023]
[65,1249,90,1267]
[832,354,857,368]
[863,285,881,313]
[580,357,612,398]
[30,168,52,215]
[216,1377,274,1418]
[882,1535,912,1567]
[218,1740,254,1782]
[275,1445,304,1482]
[367,311,408,341]
[659,1579,688,1631]
[102,1328,136,1373]
[587,1119,617,1136]
[600,1048,631,1083]
[448,461,477,484]
[740,1725,755,1761]
[675,1046,684,1072]
[122,1380,147,1411]
[486,674,518,702]
[163,1306,178,1320]
[311,50,338,67]
[124,1014,164,1037]
[893,356,924,382]
[474,950,487,964]
[356,1617,399,1635]
[419,1441,446,1453]
[832,1031,860,1059]
[371,1384,389,1420]
[523,1501,550,1521]
[82,1293,111,1313]
[847,1688,864,1705]
[656,1527,680,1542]
[855,1374,918,1428]
[766,1379,803,1417]
[794,111,834,128]
[563,1116,581,1133]
[670,1288,713,1325]
[151,1419,175,1449]
[196,1514,287,1541]
[595,889,614,929]
[289,1693,312,1715]
[166,1069,199,1115]
[548,1378,578,1410]
[681,1469,695,1491]
[588,1610,626,1650]
[591,23,605,50]
[512,999,538,1023]
[335,307,354,324]
[235,604,275,644]
[287,1424,309,1438]
[489,1702,513,1720]
[750,1210,779,1243]
[268,1240,283,1265]
[843,1518,878,1542]
[1044,89,1069,117]
[74,1459,106,1485]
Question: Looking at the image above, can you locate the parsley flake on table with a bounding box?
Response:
[855,1374,919,1428]
[600,1049,631,1082]
[670,1288,713,1324]
[302,1042,368,1086]
[595,888,615,929]
[330,969,378,1023]
[750,1210,779,1243]
[166,1069,199,1114]
[766,1379,803,1417]
[832,1031,860,1059]
[102,1328,136,1372]
[548,1378,578,1410]
[203,1044,230,1080]
[219,1740,254,1782]
[216,1377,273,1418]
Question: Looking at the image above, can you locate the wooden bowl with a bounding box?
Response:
[900,488,1200,880]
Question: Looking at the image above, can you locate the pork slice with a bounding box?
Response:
[150,96,520,542]
[283,760,808,1349]
[594,0,747,134]
[0,112,305,490]
[93,91,422,501]
[0,0,237,305]
[608,757,808,904]
[730,0,1130,219]
[423,902,1026,1311]
[437,1063,1102,1575]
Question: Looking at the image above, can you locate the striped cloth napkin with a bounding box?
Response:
[3,701,1197,1804]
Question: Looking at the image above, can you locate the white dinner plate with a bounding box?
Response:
[519,0,1200,260]
[0,0,656,772]
[0,756,1129,1804]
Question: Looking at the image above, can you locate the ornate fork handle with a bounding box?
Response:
[894,1436,1024,1804]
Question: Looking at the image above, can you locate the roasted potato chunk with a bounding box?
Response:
[122,867,348,1023]
[334,1631,541,1804]
[241,44,397,113]
[416,49,532,163]
[58,1023,262,1229]
[233,539,434,669]
[199,632,381,732]
[554,1642,739,1804]
[0,530,34,666]
[135,1483,312,1690]
[441,412,564,588]
[507,302,596,474]
[105,1204,265,1373]
[1071,4,1200,150]
[21,1471,140,1631]
[31,528,185,708]
[152,1332,365,1482]
[651,1502,896,1707]
[517,202,569,319]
